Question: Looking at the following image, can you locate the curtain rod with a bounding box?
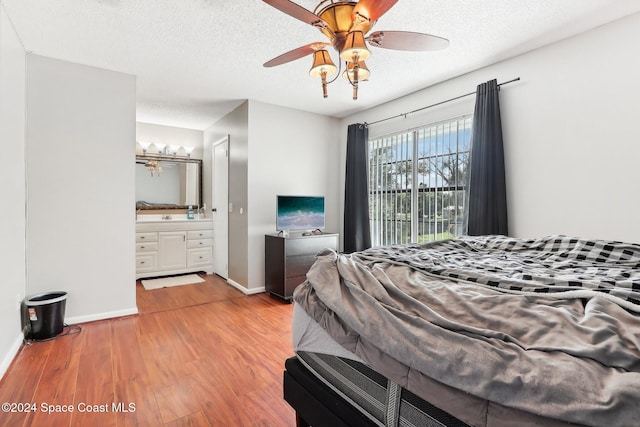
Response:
[365,77,520,126]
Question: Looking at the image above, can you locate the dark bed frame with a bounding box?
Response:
[283,356,378,427]
[284,355,585,427]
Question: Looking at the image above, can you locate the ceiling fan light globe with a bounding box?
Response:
[309,50,337,78]
[343,61,370,81]
[340,31,371,61]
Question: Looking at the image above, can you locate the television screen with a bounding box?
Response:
[276,195,325,231]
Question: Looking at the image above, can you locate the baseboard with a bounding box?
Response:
[226,278,265,295]
[65,307,139,325]
[0,332,25,382]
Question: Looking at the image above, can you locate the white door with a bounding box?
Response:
[212,136,229,279]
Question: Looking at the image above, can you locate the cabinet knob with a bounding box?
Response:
[141,246,145,249]
[140,236,145,239]
[140,261,145,264]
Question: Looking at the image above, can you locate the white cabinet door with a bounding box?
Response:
[158,231,187,271]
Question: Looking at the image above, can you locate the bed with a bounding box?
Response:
[284,235,640,427]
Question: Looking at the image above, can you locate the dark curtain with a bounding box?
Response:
[467,79,509,236]
[344,123,372,253]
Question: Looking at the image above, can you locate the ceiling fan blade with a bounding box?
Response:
[263,43,329,67]
[263,0,331,29]
[367,31,449,51]
[353,0,398,21]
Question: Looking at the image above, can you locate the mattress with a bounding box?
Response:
[296,350,471,427]
[292,302,582,427]
[292,302,363,361]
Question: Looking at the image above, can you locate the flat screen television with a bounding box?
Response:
[276,195,325,231]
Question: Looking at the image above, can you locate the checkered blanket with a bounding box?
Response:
[294,235,640,426]
[357,234,640,311]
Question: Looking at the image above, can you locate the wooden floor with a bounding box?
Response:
[0,274,296,427]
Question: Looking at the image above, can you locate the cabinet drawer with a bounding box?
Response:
[136,242,158,252]
[285,254,317,278]
[136,232,158,243]
[136,253,158,272]
[187,238,213,249]
[188,229,213,240]
[285,236,337,256]
[188,247,213,267]
[285,276,307,296]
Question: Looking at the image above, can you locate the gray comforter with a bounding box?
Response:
[293,235,640,426]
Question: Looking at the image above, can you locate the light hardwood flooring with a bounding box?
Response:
[0,274,296,427]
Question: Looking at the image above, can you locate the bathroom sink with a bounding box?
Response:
[136,214,209,222]
[136,214,165,222]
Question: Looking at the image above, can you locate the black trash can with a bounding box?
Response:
[24,291,67,340]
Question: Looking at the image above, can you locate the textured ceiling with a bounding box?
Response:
[2,0,639,130]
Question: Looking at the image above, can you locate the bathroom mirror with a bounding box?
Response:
[135,156,202,209]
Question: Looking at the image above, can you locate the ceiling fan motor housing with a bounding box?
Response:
[315,1,373,52]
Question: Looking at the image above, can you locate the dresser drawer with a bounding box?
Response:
[187,229,213,240]
[187,247,213,267]
[187,238,213,249]
[136,253,158,272]
[285,276,307,296]
[136,242,158,252]
[285,254,317,278]
[136,232,158,243]
[285,235,337,256]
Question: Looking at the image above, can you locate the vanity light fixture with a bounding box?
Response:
[169,145,181,156]
[138,141,152,155]
[183,146,195,158]
[152,143,167,155]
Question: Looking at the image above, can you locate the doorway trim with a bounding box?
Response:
[212,135,229,280]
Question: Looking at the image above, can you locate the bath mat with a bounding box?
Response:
[141,274,205,290]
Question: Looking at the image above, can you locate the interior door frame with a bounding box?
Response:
[211,135,229,279]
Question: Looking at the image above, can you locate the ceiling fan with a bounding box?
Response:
[137,155,178,177]
[262,0,449,100]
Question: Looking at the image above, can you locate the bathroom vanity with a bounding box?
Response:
[135,218,213,279]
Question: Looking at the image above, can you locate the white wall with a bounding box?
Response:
[26,55,137,323]
[0,4,26,379]
[341,12,640,243]
[204,100,340,292]
[247,101,341,291]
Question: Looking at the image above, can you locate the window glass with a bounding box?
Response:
[369,116,472,246]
